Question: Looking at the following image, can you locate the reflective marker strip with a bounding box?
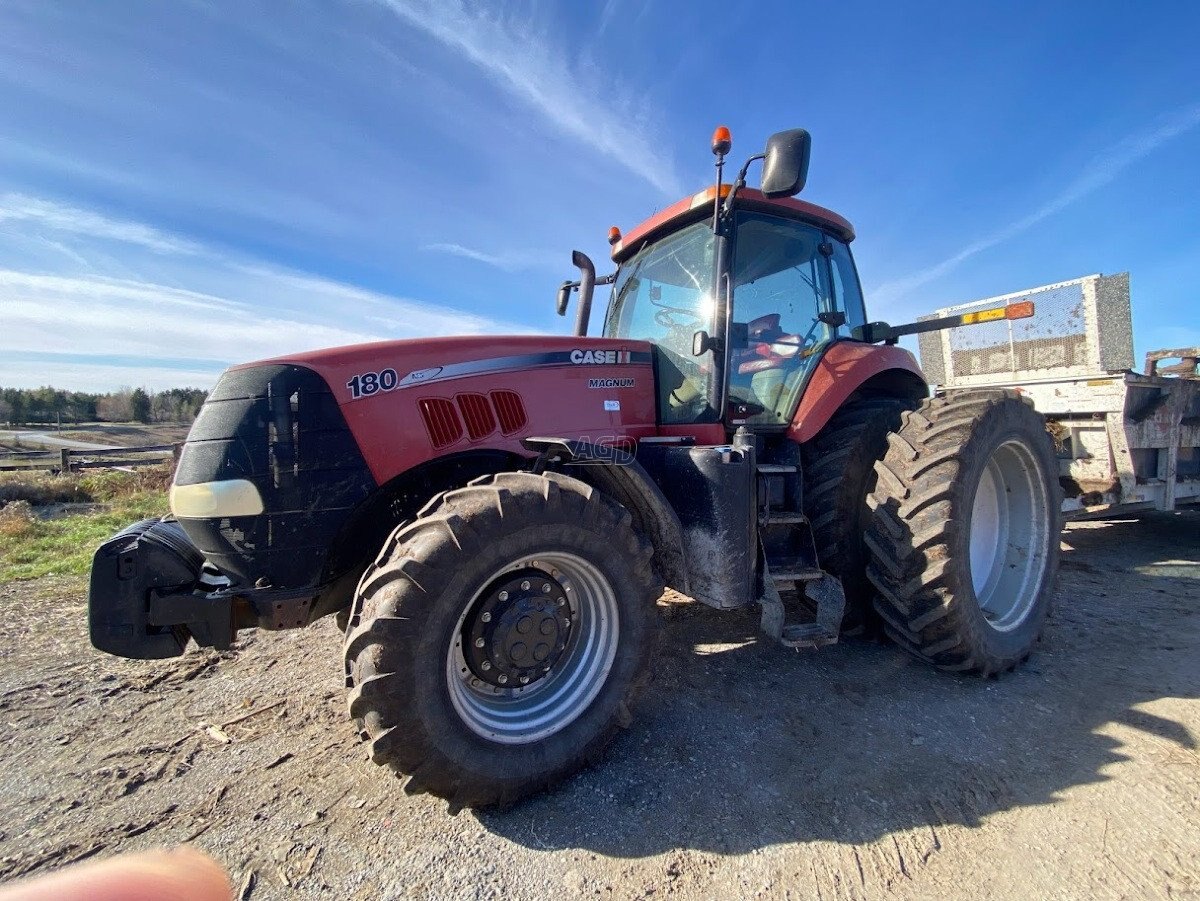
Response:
[959,307,1008,325]
[170,480,265,518]
[956,300,1035,325]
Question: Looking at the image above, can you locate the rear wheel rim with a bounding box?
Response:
[446,552,619,744]
[968,438,1051,632]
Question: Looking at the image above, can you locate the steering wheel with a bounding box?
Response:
[654,307,703,329]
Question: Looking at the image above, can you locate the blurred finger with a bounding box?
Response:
[0,846,232,901]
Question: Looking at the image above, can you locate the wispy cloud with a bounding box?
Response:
[0,196,537,390]
[375,0,679,195]
[871,103,1200,307]
[0,193,202,255]
[423,242,564,272]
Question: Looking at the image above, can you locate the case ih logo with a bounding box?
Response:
[570,349,631,364]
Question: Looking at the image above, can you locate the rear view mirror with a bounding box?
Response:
[556,281,573,316]
[760,128,811,199]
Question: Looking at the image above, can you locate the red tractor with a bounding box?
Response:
[89,127,1061,809]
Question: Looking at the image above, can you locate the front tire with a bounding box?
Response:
[343,471,659,809]
[864,390,1062,675]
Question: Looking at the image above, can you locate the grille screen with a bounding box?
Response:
[456,393,498,440]
[490,390,528,435]
[419,398,464,448]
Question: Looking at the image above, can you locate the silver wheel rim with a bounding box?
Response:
[968,438,1051,632]
[446,552,619,745]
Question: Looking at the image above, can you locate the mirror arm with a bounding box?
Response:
[722,153,765,219]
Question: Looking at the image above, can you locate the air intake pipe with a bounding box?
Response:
[571,250,595,337]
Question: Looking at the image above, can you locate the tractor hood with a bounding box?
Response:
[238,334,654,394]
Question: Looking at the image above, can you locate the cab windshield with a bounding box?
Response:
[604,221,717,423]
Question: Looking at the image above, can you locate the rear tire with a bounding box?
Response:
[343,470,660,809]
[802,396,915,633]
[864,390,1062,675]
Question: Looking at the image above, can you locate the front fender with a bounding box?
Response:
[522,437,689,595]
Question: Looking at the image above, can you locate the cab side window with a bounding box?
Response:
[826,237,867,332]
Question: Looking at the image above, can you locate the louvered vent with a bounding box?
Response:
[490,390,527,435]
[455,393,497,441]
[419,397,463,449]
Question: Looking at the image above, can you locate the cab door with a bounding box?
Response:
[725,211,862,429]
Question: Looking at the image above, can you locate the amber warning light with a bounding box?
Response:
[711,125,732,157]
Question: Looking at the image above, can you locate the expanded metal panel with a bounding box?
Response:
[919,273,1132,387]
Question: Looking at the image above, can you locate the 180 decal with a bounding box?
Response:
[347,368,398,398]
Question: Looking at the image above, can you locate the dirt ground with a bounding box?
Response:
[0,512,1197,900]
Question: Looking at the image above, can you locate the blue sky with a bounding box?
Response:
[1,0,1198,391]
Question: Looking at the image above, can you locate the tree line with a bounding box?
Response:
[0,386,209,425]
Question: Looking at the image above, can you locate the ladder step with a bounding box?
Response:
[764,510,808,526]
[771,567,824,583]
[781,623,839,649]
[757,463,797,474]
[759,571,848,651]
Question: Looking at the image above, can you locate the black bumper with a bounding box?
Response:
[88,518,235,660]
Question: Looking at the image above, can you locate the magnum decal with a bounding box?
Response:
[587,378,635,389]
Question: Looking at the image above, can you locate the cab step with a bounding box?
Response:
[764,510,808,526]
[771,566,824,583]
[759,564,846,650]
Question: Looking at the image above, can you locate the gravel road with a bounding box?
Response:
[0,511,1197,899]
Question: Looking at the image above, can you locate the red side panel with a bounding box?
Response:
[788,342,927,444]
[242,336,663,485]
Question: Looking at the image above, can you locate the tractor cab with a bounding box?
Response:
[561,127,869,433]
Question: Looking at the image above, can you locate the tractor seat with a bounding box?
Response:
[736,312,804,376]
[730,314,806,416]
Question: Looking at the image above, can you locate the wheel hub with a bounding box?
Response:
[463,569,572,688]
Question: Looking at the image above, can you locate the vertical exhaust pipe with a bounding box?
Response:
[572,250,595,337]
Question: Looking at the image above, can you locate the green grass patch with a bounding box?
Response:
[0,467,173,582]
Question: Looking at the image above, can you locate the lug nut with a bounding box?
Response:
[542,584,551,593]
[498,591,509,602]
[481,612,492,622]
[520,675,530,684]
[557,597,566,606]
[498,674,508,684]
[481,660,492,671]
[474,637,485,648]
[521,580,531,591]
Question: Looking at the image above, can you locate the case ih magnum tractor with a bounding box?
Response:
[89,127,1061,808]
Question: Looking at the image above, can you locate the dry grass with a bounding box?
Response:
[0,465,174,582]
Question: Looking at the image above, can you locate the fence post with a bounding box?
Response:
[60,448,71,474]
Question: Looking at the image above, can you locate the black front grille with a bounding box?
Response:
[175,365,375,589]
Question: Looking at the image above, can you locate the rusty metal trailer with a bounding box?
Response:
[918,273,1200,519]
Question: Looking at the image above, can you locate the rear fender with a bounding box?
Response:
[789,342,928,443]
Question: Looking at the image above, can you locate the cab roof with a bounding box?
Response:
[610,185,855,264]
